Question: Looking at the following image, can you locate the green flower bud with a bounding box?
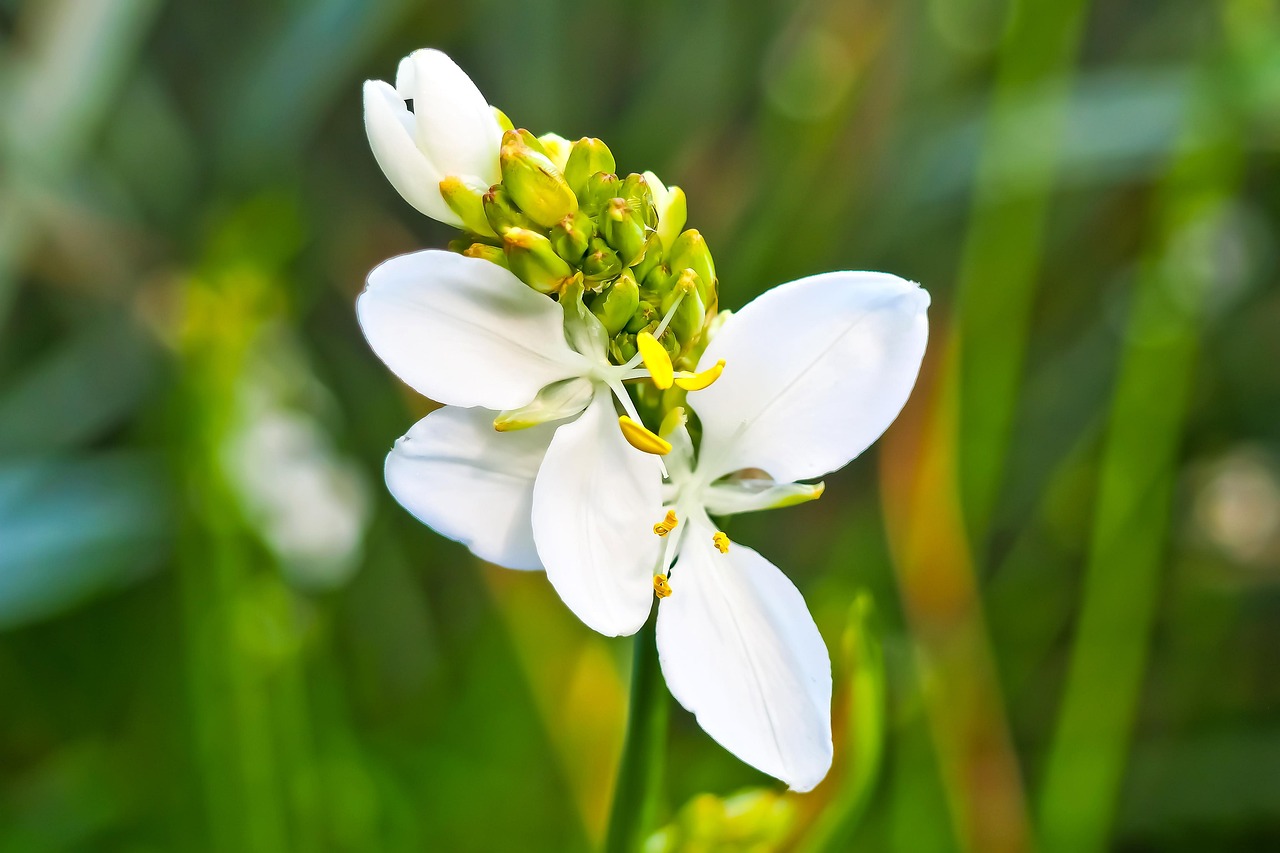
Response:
[609,333,638,364]
[499,130,578,229]
[537,132,572,172]
[600,198,649,267]
[563,138,617,196]
[641,262,674,300]
[625,295,660,334]
[619,173,658,230]
[668,229,716,305]
[580,172,620,215]
[549,210,594,263]
[644,171,688,250]
[590,269,640,335]
[663,268,706,352]
[581,236,622,282]
[503,227,574,294]
[461,242,510,270]
[483,184,537,235]
[439,176,498,238]
[630,233,664,282]
[515,128,550,158]
[492,107,514,133]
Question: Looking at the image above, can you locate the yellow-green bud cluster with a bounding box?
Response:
[446,130,719,374]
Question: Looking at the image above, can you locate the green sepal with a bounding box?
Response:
[564,138,617,196]
[439,176,498,238]
[591,269,641,336]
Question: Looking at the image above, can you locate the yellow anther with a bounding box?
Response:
[712,531,730,554]
[674,359,725,391]
[636,331,674,390]
[618,416,672,455]
[653,510,679,536]
[653,574,673,598]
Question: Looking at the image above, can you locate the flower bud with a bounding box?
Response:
[600,198,649,267]
[515,128,550,158]
[483,184,537,235]
[503,227,574,294]
[668,229,716,305]
[564,138,617,196]
[644,171,688,250]
[641,262,674,300]
[663,268,706,352]
[609,333,638,364]
[590,270,641,336]
[630,233,664,283]
[461,242,510,270]
[619,173,658,230]
[581,236,622,282]
[499,130,578,228]
[439,176,498,238]
[580,172,620,215]
[625,296,660,334]
[492,106,514,133]
[549,210,594,263]
[537,132,572,172]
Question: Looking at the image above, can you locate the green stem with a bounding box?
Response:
[604,615,668,853]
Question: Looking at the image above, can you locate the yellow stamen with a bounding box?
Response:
[653,509,679,536]
[653,574,673,598]
[712,531,730,553]
[636,332,674,390]
[618,416,672,455]
[674,359,725,391]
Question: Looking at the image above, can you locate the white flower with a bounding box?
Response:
[357,249,714,637]
[364,254,929,790]
[650,270,929,792]
[363,49,504,226]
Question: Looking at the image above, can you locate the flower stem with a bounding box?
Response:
[604,614,667,853]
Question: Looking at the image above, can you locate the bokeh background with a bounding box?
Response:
[3,0,1279,850]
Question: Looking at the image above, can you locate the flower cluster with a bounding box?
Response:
[360,49,929,792]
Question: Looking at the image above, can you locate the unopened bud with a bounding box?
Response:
[483,184,537,235]
[549,210,594,263]
[504,227,574,294]
[581,236,622,282]
[492,107,514,133]
[668,229,716,305]
[619,173,658,230]
[537,133,572,172]
[581,172,621,215]
[564,138,617,196]
[664,268,706,351]
[631,233,664,283]
[462,242,510,270]
[644,171,688,250]
[515,128,550,158]
[591,270,640,335]
[440,176,498,238]
[641,263,674,300]
[625,296,660,334]
[500,130,578,228]
[609,333,638,364]
[601,198,649,267]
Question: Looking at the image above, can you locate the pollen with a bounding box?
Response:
[712,531,730,553]
[653,509,679,536]
[618,415,672,455]
[636,331,674,390]
[653,574,673,598]
[674,359,725,391]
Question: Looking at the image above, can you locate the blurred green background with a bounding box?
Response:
[2,0,1279,850]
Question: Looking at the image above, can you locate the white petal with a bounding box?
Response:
[357,250,587,410]
[397,49,502,187]
[385,407,555,570]
[532,388,664,636]
[694,271,929,482]
[656,520,832,791]
[362,79,459,225]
